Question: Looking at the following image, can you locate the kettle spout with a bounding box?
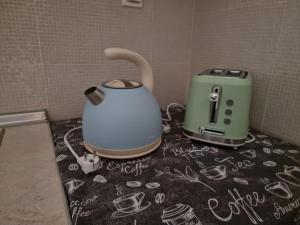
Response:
[84,87,105,105]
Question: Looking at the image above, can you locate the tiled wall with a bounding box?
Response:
[1,0,299,145]
[0,0,194,120]
[190,0,300,145]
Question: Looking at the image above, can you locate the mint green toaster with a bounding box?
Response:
[183,69,252,148]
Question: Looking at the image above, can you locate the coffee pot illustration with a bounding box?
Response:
[111,192,151,219]
[161,203,202,225]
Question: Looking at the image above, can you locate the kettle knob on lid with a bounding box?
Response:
[104,48,154,92]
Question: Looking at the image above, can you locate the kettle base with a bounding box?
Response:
[84,137,162,159]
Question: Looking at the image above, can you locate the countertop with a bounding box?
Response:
[51,109,300,225]
[0,122,70,225]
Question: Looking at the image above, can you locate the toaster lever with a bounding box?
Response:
[209,93,219,102]
[209,86,221,124]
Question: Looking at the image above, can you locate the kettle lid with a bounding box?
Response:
[102,79,142,89]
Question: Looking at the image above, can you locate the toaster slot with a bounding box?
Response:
[210,69,224,75]
[204,128,224,136]
[227,70,241,76]
[226,70,248,78]
[209,86,221,124]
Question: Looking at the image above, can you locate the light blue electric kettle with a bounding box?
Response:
[82,48,162,159]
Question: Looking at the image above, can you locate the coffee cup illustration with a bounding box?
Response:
[65,179,84,195]
[200,165,226,180]
[112,192,151,218]
[273,149,285,154]
[265,181,293,199]
[277,166,300,187]
[284,166,300,179]
[240,149,256,158]
[161,203,202,225]
[262,139,272,146]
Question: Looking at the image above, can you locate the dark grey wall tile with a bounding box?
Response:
[0,64,47,114]
[153,63,188,107]
[262,1,300,144]
[44,65,102,120]
[102,60,140,83]
[36,0,106,64]
[0,0,40,64]
[195,0,229,13]
[152,0,194,63]
[2,0,190,120]
[191,9,230,66]
[104,0,153,61]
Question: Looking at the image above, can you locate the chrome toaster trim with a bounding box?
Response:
[183,129,246,147]
[209,86,222,125]
[198,68,248,79]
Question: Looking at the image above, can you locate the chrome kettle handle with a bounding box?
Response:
[104,48,153,92]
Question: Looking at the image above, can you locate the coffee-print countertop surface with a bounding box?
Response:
[51,108,300,225]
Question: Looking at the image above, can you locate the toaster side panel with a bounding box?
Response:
[184,76,212,132]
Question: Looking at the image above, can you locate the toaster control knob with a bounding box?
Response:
[209,93,219,102]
